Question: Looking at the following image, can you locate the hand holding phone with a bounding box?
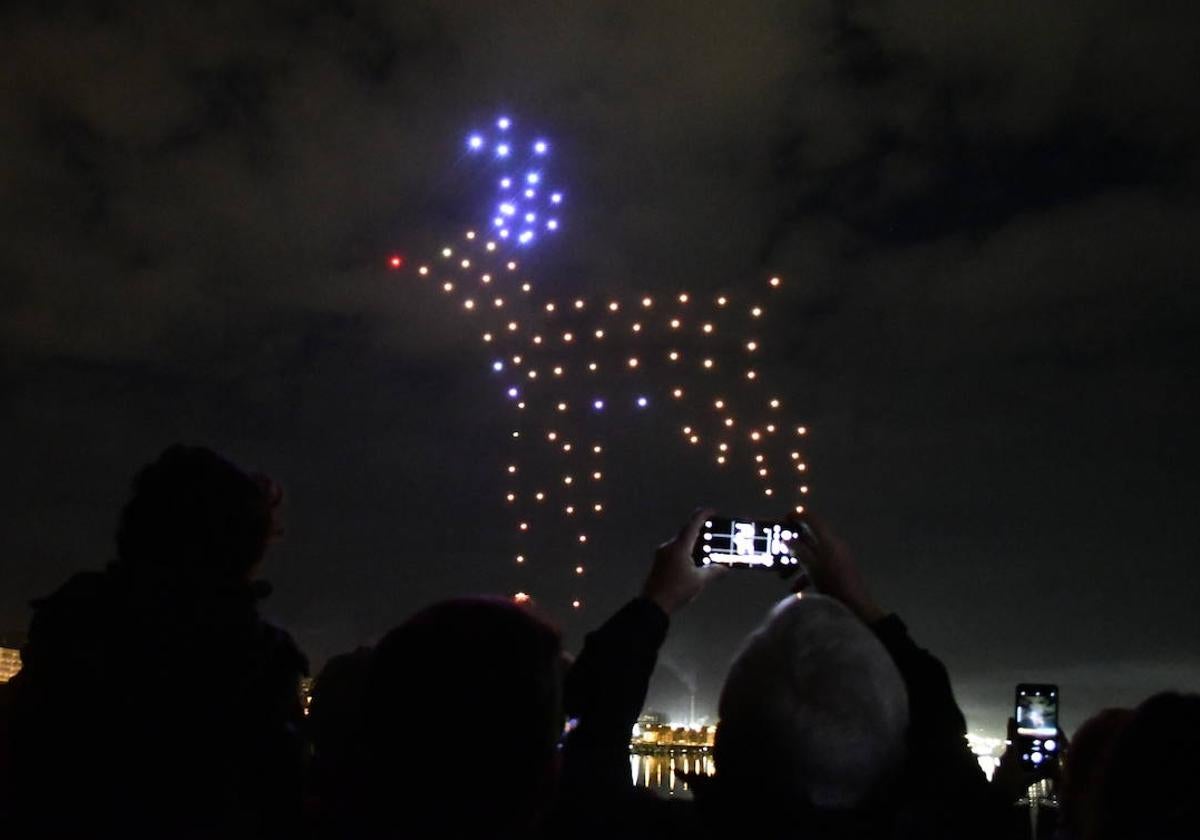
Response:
[642,509,728,615]
[691,516,805,570]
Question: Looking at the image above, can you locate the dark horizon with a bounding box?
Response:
[3,1,1199,737]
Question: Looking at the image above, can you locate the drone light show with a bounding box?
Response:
[390,116,811,614]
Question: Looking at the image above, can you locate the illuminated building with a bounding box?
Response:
[0,645,22,683]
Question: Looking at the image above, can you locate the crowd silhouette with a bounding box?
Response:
[0,445,1195,839]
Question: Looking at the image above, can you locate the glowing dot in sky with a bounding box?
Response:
[628,357,639,368]
[636,396,648,408]
[507,387,518,398]
[669,351,680,361]
[512,355,522,364]
[574,299,585,310]
[592,472,602,481]
[718,443,728,452]
[795,505,805,514]
[553,366,563,376]
[532,336,542,344]
[497,143,510,157]
[527,370,537,379]
[746,370,757,380]
[546,302,556,312]
[766,424,776,433]
[702,323,713,334]
[500,203,516,216]
[672,388,683,398]
[535,492,545,501]
[494,298,504,308]
[442,282,454,293]
[515,592,530,603]
[525,189,535,198]
[670,319,681,329]
[716,456,726,464]
[507,261,517,270]
[468,134,484,150]
[565,505,575,515]
[524,212,536,223]
[800,485,810,494]
[703,358,714,369]
[587,362,597,371]
[564,475,573,485]
[463,299,475,310]
[497,117,511,130]
[547,219,558,230]
[388,255,403,269]
[797,426,808,436]
[507,464,517,474]
[506,492,516,501]
[579,533,588,542]
[608,301,619,312]
[492,361,504,372]
[441,247,452,257]
[770,276,781,287]
[516,554,525,563]
[572,600,581,609]
[557,401,567,412]
[575,565,584,574]
[466,230,476,240]
[631,323,642,333]
[526,172,540,185]
[797,463,807,472]
[593,399,605,410]
[764,488,774,496]
[790,451,800,459]
[714,399,725,409]
[642,297,653,308]
[724,418,734,427]
[508,321,518,331]
[746,341,758,351]
[418,266,429,275]
[547,431,558,441]
[486,242,496,251]
[500,177,512,189]
[770,398,780,408]
[751,306,763,317]
[563,332,574,342]
[689,435,700,445]
[534,140,548,154]
[521,283,532,292]
[483,332,493,342]
[717,296,727,306]
[682,426,693,434]
[678,293,689,304]
[551,193,562,203]
[594,329,604,339]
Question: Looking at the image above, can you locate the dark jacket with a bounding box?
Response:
[553,598,1005,840]
[1,565,307,839]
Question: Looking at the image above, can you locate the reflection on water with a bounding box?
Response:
[629,750,715,800]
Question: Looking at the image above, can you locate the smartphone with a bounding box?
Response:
[692,516,805,569]
[1014,683,1060,769]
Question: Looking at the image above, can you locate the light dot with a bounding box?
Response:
[716,456,726,464]
[593,503,603,512]
[557,402,568,412]
[593,399,604,410]
[497,117,511,130]
[750,431,761,441]
[769,276,781,287]
[574,299,585,310]
[579,534,588,542]
[764,488,774,496]
[678,293,689,303]
[572,600,581,609]
[594,329,605,339]
[563,332,573,343]
[521,283,532,292]
[766,424,776,433]
[718,443,728,452]
[724,418,734,427]
[527,370,537,379]
[441,247,452,257]
[703,359,714,369]
[553,366,563,376]
[564,475,573,485]
[534,140,548,154]
[562,443,572,452]
[702,323,713,334]
[494,298,504,308]
[770,399,780,408]
[631,323,642,333]
[418,266,429,276]
[482,273,492,284]
[546,302,556,312]
[636,396,648,408]
[790,451,800,460]
[717,296,727,306]
[668,351,679,361]
[682,426,693,435]
[519,522,528,531]
[535,492,545,501]
[496,143,510,157]
[714,399,725,409]
[512,355,523,364]
[592,444,603,454]
[689,435,700,445]
[551,193,563,204]
[461,259,471,269]
[670,319,681,329]
[642,297,653,308]
[755,454,764,463]
[565,505,575,515]
[548,432,558,441]
[511,431,520,438]
[608,301,619,312]
[797,463,807,472]
[797,426,808,436]
[746,341,758,352]
[500,178,512,189]
[443,282,454,292]
[389,255,403,269]
[795,505,805,514]
[800,485,810,494]
[533,336,543,345]
[487,242,497,252]
[628,357,639,368]
[751,307,763,317]
[672,388,683,398]
[517,402,525,409]
[506,492,516,502]
[515,555,525,564]
[508,321,518,331]
[588,362,598,371]
[507,388,519,398]
[759,468,768,477]
[576,565,584,574]
[746,370,757,380]
[507,464,517,474]
[507,261,517,270]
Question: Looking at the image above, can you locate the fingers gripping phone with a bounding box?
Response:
[1015,683,1060,769]
[691,516,808,569]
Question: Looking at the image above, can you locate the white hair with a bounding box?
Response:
[717,594,909,809]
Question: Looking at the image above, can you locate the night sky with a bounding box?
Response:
[3,2,1199,737]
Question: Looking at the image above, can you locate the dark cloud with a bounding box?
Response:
[2,0,1198,734]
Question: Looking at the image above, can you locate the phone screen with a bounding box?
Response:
[692,516,802,569]
[1015,684,1059,737]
